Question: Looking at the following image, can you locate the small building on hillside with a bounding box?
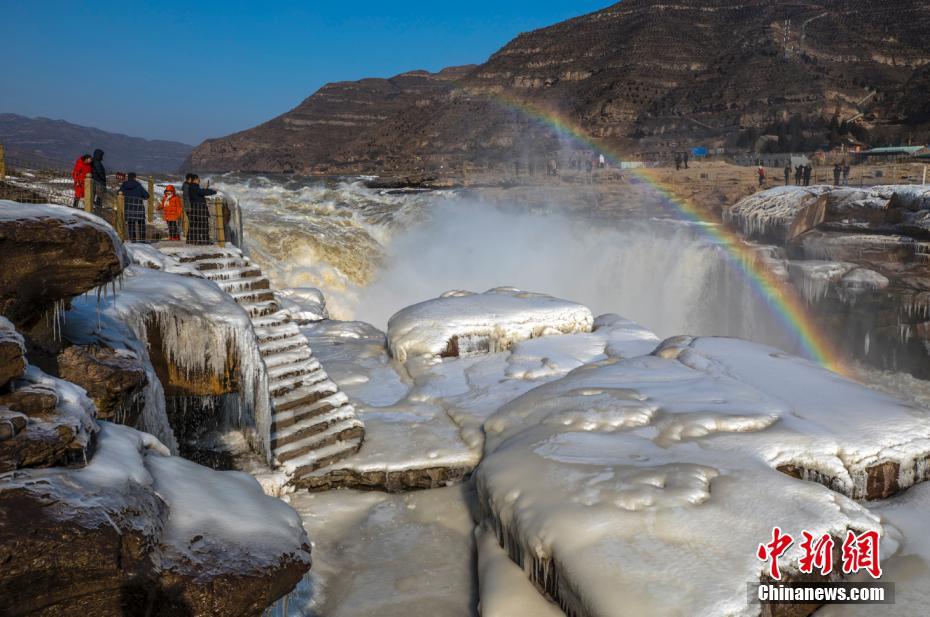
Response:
[860,146,926,162]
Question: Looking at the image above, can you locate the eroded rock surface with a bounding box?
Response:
[0,203,126,331]
[0,423,311,617]
[58,344,147,424]
[0,315,26,389]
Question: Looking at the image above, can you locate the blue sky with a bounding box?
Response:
[1,1,611,145]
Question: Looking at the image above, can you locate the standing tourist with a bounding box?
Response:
[70,154,92,208]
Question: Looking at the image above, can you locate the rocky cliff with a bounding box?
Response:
[189,0,930,174]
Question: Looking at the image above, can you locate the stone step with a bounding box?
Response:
[159,248,241,263]
[216,276,271,293]
[195,257,250,271]
[271,412,363,451]
[263,347,314,370]
[267,357,321,381]
[242,300,280,318]
[270,369,328,398]
[202,266,264,281]
[251,311,292,330]
[287,438,365,478]
[254,323,301,344]
[259,333,308,356]
[229,288,276,304]
[273,379,339,412]
[273,393,350,430]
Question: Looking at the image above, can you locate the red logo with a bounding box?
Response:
[757,528,881,580]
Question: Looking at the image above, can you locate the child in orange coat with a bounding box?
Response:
[159,185,184,241]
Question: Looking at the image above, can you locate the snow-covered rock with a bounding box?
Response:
[277,286,329,323]
[473,334,930,616]
[0,365,98,471]
[0,422,311,616]
[65,266,272,457]
[0,201,126,331]
[387,288,594,362]
[724,185,829,242]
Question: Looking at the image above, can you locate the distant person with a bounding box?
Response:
[803,164,812,186]
[794,165,803,186]
[833,163,841,186]
[70,154,92,208]
[757,165,766,188]
[843,161,851,186]
[547,158,558,177]
[158,184,183,241]
[90,149,106,206]
[683,151,689,169]
[674,153,682,171]
[784,163,791,186]
[598,153,606,169]
[119,172,149,242]
[187,174,217,245]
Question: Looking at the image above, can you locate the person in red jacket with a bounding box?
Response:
[71,154,92,208]
[158,185,184,241]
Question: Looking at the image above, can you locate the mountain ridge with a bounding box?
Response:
[0,113,193,173]
[188,0,930,174]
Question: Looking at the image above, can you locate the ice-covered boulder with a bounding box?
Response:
[277,286,329,323]
[0,423,311,616]
[0,202,127,331]
[475,336,930,615]
[65,265,272,457]
[724,185,828,242]
[387,288,594,362]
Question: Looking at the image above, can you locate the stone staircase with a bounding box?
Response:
[157,245,364,481]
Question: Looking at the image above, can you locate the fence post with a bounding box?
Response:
[0,143,5,180]
[147,176,155,223]
[215,199,226,248]
[116,192,126,240]
[84,176,94,212]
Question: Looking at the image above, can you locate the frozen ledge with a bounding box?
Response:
[387,287,594,363]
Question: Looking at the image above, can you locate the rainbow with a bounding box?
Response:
[484,92,851,376]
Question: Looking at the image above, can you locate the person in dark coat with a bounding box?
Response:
[842,161,851,185]
[833,164,841,186]
[784,163,791,186]
[794,165,803,186]
[187,175,217,245]
[683,151,689,169]
[119,172,149,242]
[803,164,812,186]
[90,149,107,207]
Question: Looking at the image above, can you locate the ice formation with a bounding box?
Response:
[65,265,271,456]
[387,288,594,362]
[474,328,908,615]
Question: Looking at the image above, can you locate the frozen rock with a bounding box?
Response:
[65,265,272,457]
[655,336,930,500]
[58,344,147,424]
[277,287,330,323]
[724,186,828,242]
[0,422,311,616]
[476,523,565,617]
[125,243,204,277]
[0,366,98,471]
[0,202,126,331]
[474,334,930,616]
[387,288,594,362]
[0,316,26,389]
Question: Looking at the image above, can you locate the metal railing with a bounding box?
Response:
[0,144,241,248]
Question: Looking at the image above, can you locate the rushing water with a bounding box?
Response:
[215,175,802,351]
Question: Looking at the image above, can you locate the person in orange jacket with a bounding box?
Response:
[70,154,92,208]
[159,185,184,241]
